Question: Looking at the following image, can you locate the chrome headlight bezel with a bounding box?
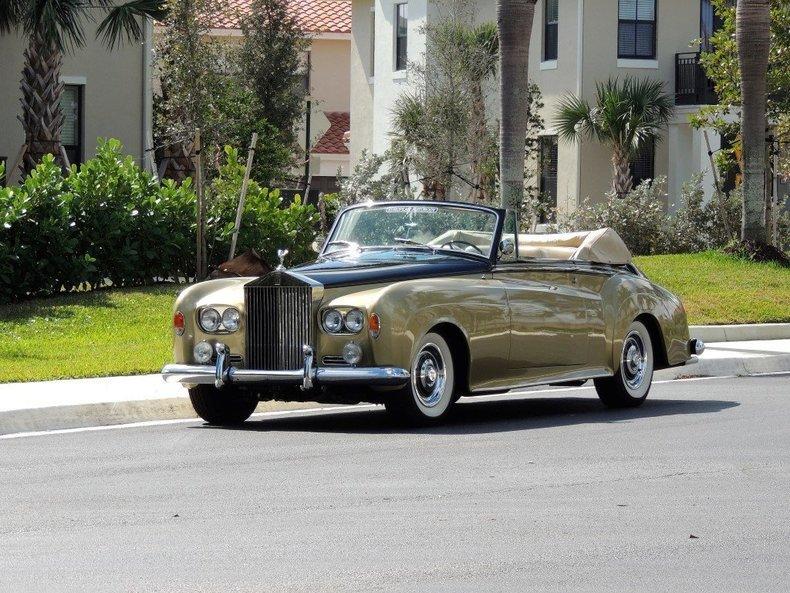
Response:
[322,308,345,334]
[221,307,241,332]
[198,307,221,333]
[344,309,365,334]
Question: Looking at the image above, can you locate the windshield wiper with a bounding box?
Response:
[323,240,360,256]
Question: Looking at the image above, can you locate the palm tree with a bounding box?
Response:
[736,0,771,243]
[497,0,537,210]
[554,77,674,197]
[0,0,167,176]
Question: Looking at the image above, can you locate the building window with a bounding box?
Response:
[618,0,657,59]
[538,136,558,222]
[630,139,655,187]
[700,0,725,51]
[60,85,83,166]
[395,3,408,71]
[544,0,558,61]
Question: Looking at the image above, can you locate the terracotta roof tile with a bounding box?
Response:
[215,0,351,34]
[311,111,350,154]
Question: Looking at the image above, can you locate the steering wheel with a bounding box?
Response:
[441,240,484,255]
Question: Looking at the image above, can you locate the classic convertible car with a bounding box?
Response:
[162,201,704,424]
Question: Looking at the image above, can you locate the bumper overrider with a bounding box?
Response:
[161,343,410,390]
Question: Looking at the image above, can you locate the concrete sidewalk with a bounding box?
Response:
[1,339,789,436]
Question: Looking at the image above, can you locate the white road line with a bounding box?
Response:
[1,372,786,441]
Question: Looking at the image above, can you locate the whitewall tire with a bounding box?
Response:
[594,320,654,408]
[385,332,456,423]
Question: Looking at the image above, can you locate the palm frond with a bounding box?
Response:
[0,0,23,34]
[22,0,93,50]
[554,94,596,143]
[96,0,167,50]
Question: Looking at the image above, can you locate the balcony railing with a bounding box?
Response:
[675,52,717,106]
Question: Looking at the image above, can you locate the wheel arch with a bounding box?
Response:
[428,321,471,394]
[634,313,669,370]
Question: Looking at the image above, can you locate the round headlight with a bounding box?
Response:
[222,307,240,332]
[322,309,344,333]
[199,308,221,332]
[344,309,364,333]
[193,341,213,364]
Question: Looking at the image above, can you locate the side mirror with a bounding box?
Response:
[499,238,515,257]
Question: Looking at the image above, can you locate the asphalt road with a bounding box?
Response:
[1,374,788,593]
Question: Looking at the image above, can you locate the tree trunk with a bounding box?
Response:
[497,0,537,211]
[736,0,770,243]
[18,32,67,176]
[612,147,633,197]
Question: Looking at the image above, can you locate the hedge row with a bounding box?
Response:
[0,140,318,303]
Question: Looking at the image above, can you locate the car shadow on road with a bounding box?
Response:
[198,395,740,436]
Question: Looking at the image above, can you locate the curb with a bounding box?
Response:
[690,323,790,343]
[2,353,789,436]
[0,397,335,437]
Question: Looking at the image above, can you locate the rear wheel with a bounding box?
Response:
[594,320,654,408]
[385,332,456,424]
[188,385,258,425]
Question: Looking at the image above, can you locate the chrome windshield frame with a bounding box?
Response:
[320,200,505,265]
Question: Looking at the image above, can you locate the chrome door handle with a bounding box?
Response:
[548,285,558,291]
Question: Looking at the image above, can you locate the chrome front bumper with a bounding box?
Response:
[161,344,410,390]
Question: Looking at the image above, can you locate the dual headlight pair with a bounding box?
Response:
[322,308,364,334]
[199,307,240,333]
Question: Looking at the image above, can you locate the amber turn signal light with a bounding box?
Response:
[173,311,185,336]
[369,313,381,338]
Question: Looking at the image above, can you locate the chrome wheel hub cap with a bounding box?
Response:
[622,332,647,390]
[412,344,446,407]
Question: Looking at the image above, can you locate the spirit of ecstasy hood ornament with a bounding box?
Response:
[276,249,289,271]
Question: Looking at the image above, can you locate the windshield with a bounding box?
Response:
[325,204,498,258]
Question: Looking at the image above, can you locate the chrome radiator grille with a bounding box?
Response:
[244,282,312,370]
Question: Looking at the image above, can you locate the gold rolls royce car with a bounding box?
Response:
[162,201,703,424]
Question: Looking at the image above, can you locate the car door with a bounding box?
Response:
[493,261,594,375]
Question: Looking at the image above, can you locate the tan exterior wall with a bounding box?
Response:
[349,0,375,167]
[576,0,700,204]
[349,0,719,210]
[309,38,351,112]
[0,28,146,184]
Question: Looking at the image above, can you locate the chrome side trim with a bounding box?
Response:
[470,367,613,394]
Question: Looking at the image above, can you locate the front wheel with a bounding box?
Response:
[594,320,654,408]
[385,332,456,424]
[188,385,258,425]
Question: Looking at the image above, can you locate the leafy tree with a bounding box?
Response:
[0,0,167,175]
[238,0,311,150]
[554,77,674,197]
[390,2,501,201]
[497,0,538,210]
[155,0,293,183]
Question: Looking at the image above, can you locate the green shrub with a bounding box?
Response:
[0,156,93,301]
[205,146,318,268]
[68,139,196,287]
[555,175,743,255]
[0,142,320,303]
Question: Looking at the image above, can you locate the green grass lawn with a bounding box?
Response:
[634,251,790,326]
[1,252,787,383]
[0,285,181,383]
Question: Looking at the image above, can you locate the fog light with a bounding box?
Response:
[193,341,213,364]
[342,342,362,365]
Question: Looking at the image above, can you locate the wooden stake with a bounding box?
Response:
[229,132,258,261]
[704,129,732,240]
[193,129,206,280]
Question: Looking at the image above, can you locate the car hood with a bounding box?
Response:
[289,252,490,288]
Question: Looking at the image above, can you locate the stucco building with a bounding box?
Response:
[0,11,154,185]
[0,1,351,193]
[349,0,728,212]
